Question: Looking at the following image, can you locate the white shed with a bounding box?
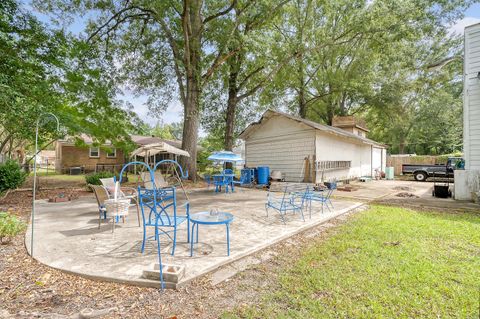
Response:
[455,23,480,200]
[239,110,386,183]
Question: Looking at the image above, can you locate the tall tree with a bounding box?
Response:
[35,0,260,180]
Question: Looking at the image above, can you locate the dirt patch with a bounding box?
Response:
[395,192,419,198]
[0,194,360,318]
[337,185,360,192]
[392,186,413,191]
[0,189,91,216]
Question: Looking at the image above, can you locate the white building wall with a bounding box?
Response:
[464,24,480,169]
[244,116,315,182]
[315,132,372,182]
[456,24,480,200]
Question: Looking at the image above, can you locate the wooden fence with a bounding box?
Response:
[387,155,447,176]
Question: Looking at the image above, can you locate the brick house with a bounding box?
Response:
[55,134,184,173]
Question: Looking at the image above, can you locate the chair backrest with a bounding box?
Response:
[100,177,115,188]
[90,184,109,209]
[141,171,168,189]
[223,168,233,175]
[100,177,126,198]
[138,186,178,227]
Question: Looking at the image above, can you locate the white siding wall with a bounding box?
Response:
[315,132,372,182]
[464,24,480,169]
[244,116,315,182]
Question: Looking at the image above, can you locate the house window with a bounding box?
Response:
[106,148,116,158]
[89,147,100,158]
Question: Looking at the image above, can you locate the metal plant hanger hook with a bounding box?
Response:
[31,112,60,257]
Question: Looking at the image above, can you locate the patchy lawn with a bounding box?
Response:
[226,206,480,318]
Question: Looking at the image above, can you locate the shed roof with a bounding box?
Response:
[239,110,386,148]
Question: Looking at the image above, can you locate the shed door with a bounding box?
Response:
[245,132,315,182]
[372,147,383,171]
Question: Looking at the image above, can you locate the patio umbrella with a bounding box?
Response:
[207,151,244,163]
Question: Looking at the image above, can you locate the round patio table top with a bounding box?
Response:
[190,211,234,225]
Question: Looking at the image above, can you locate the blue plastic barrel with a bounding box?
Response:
[257,166,270,185]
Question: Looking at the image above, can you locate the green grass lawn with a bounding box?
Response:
[226,206,480,318]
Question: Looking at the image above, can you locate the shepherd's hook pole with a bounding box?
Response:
[31,113,59,257]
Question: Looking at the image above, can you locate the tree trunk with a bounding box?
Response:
[224,54,240,151]
[0,133,13,155]
[225,96,237,151]
[298,53,307,118]
[180,0,203,181]
[399,141,406,154]
[182,96,199,180]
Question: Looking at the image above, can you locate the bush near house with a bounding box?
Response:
[0,160,27,192]
[0,212,26,244]
[84,171,116,185]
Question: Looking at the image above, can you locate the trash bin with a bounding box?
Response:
[385,167,394,180]
[257,166,270,185]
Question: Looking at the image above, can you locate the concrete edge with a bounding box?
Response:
[24,202,367,290]
[176,202,367,288]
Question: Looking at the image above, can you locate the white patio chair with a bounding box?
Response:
[100,177,141,226]
[104,198,130,233]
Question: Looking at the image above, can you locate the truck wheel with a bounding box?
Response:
[414,172,427,181]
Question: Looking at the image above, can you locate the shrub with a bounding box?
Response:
[85,171,116,185]
[0,212,26,243]
[0,160,27,192]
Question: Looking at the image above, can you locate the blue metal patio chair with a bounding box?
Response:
[213,174,233,193]
[305,183,336,215]
[233,168,254,187]
[265,185,308,224]
[119,161,168,290]
[138,186,190,256]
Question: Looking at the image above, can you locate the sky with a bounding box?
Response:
[26,2,480,128]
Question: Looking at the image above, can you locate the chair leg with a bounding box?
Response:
[196,224,199,243]
[141,222,147,254]
[190,223,196,257]
[186,204,190,243]
[135,201,141,227]
[299,208,305,222]
[226,223,230,256]
[112,217,115,233]
[279,209,287,225]
[98,211,101,229]
[265,204,269,217]
[171,226,177,256]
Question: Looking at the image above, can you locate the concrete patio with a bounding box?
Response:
[25,187,363,288]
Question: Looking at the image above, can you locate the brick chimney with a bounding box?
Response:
[332,116,369,138]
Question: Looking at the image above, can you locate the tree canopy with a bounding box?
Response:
[0,0,140,161]
[24,0,474,174]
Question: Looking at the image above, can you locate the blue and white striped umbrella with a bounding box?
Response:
[207,151,244,163]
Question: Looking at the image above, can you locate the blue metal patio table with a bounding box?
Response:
[190,211,234,257]
[212,174,235,193]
